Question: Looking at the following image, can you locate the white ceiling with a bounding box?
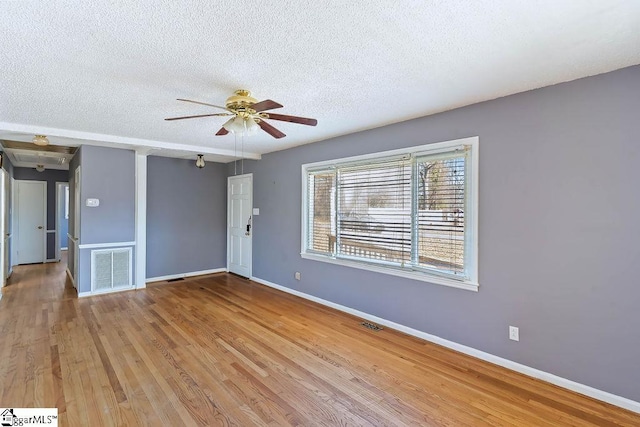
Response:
[1,1,639,164]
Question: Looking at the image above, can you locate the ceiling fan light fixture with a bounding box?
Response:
[33,135,49,146]
[223,116,247,134]
[35,164,45,172]
[245,116,259,135]
[195,154,205,169]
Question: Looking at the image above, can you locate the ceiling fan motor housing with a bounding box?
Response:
[225,89,258,112]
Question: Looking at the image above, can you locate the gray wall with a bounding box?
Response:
[230,65,640,402]
[146,156,227,278]
[78,146,135,245]
[76,146,136,293]
[13,167,68,260]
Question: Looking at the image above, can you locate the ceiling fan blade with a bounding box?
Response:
[177,98,231,111]
[215,127,229,136]
[165,113,232,121]
[263,113,317,126]
[258,120,286,139]
[250,99,283,112]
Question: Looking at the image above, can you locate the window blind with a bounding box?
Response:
[337,159,411,264]
[307,170,335,254]
[416,152,466,276]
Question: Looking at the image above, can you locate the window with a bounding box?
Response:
[302,137,478,291]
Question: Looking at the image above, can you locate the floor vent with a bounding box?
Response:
[361,321,383,331]
[167,278,185,282]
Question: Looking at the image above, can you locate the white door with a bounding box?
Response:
[17,180,46,264]
[227,174,252,278]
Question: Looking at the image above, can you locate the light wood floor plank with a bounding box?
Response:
[0,257,639,426]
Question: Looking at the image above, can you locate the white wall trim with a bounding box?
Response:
[1,168,8,288]
[78,285,137,298]
[10,177,17,270]
[250,275,640,414]
[300,252,478,291]
[134,152,147,290]
[146,268,227,283]
[78,241,136,249]
[61,247,68,250]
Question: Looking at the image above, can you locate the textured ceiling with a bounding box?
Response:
[1,1,639,162]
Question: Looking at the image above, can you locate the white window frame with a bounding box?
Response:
[301,136,479,292]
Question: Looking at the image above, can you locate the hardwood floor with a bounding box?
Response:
[1,260,639,426]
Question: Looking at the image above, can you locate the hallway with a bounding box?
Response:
[2,252,76,307]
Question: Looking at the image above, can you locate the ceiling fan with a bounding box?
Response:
[165,89,317,139]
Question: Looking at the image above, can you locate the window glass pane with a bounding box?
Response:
[337,160,411,264]
[308,171,335,254]
[416,154,466,275]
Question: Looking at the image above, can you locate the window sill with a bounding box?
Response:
[300,252,479,292]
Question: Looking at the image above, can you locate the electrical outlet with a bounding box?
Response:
[509,326,519,341]
[294,272,301,280]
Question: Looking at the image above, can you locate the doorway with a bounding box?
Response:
[56,182,69,261]
[227,173,252,278]
[16,180,47,264]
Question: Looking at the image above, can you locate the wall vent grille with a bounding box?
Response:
[91,247,132,292]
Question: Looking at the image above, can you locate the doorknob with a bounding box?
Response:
[245,215,252,236]
[37,226,43,229]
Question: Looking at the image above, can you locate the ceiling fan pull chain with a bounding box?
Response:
[241,129,245,175]
[234,132,238,176]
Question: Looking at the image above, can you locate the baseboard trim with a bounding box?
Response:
[250,276,640,414]
[78,286,136,298]
[146,268,227,284]
[65,268,76,288]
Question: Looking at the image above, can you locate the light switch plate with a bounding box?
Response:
[252,208,260,215]
[86,198,100,207]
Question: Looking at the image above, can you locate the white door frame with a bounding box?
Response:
[72,166,81,284]
[0,169,6,286]
[15,180,47,264]
[9,177,16,276]
[227,173,253,278]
